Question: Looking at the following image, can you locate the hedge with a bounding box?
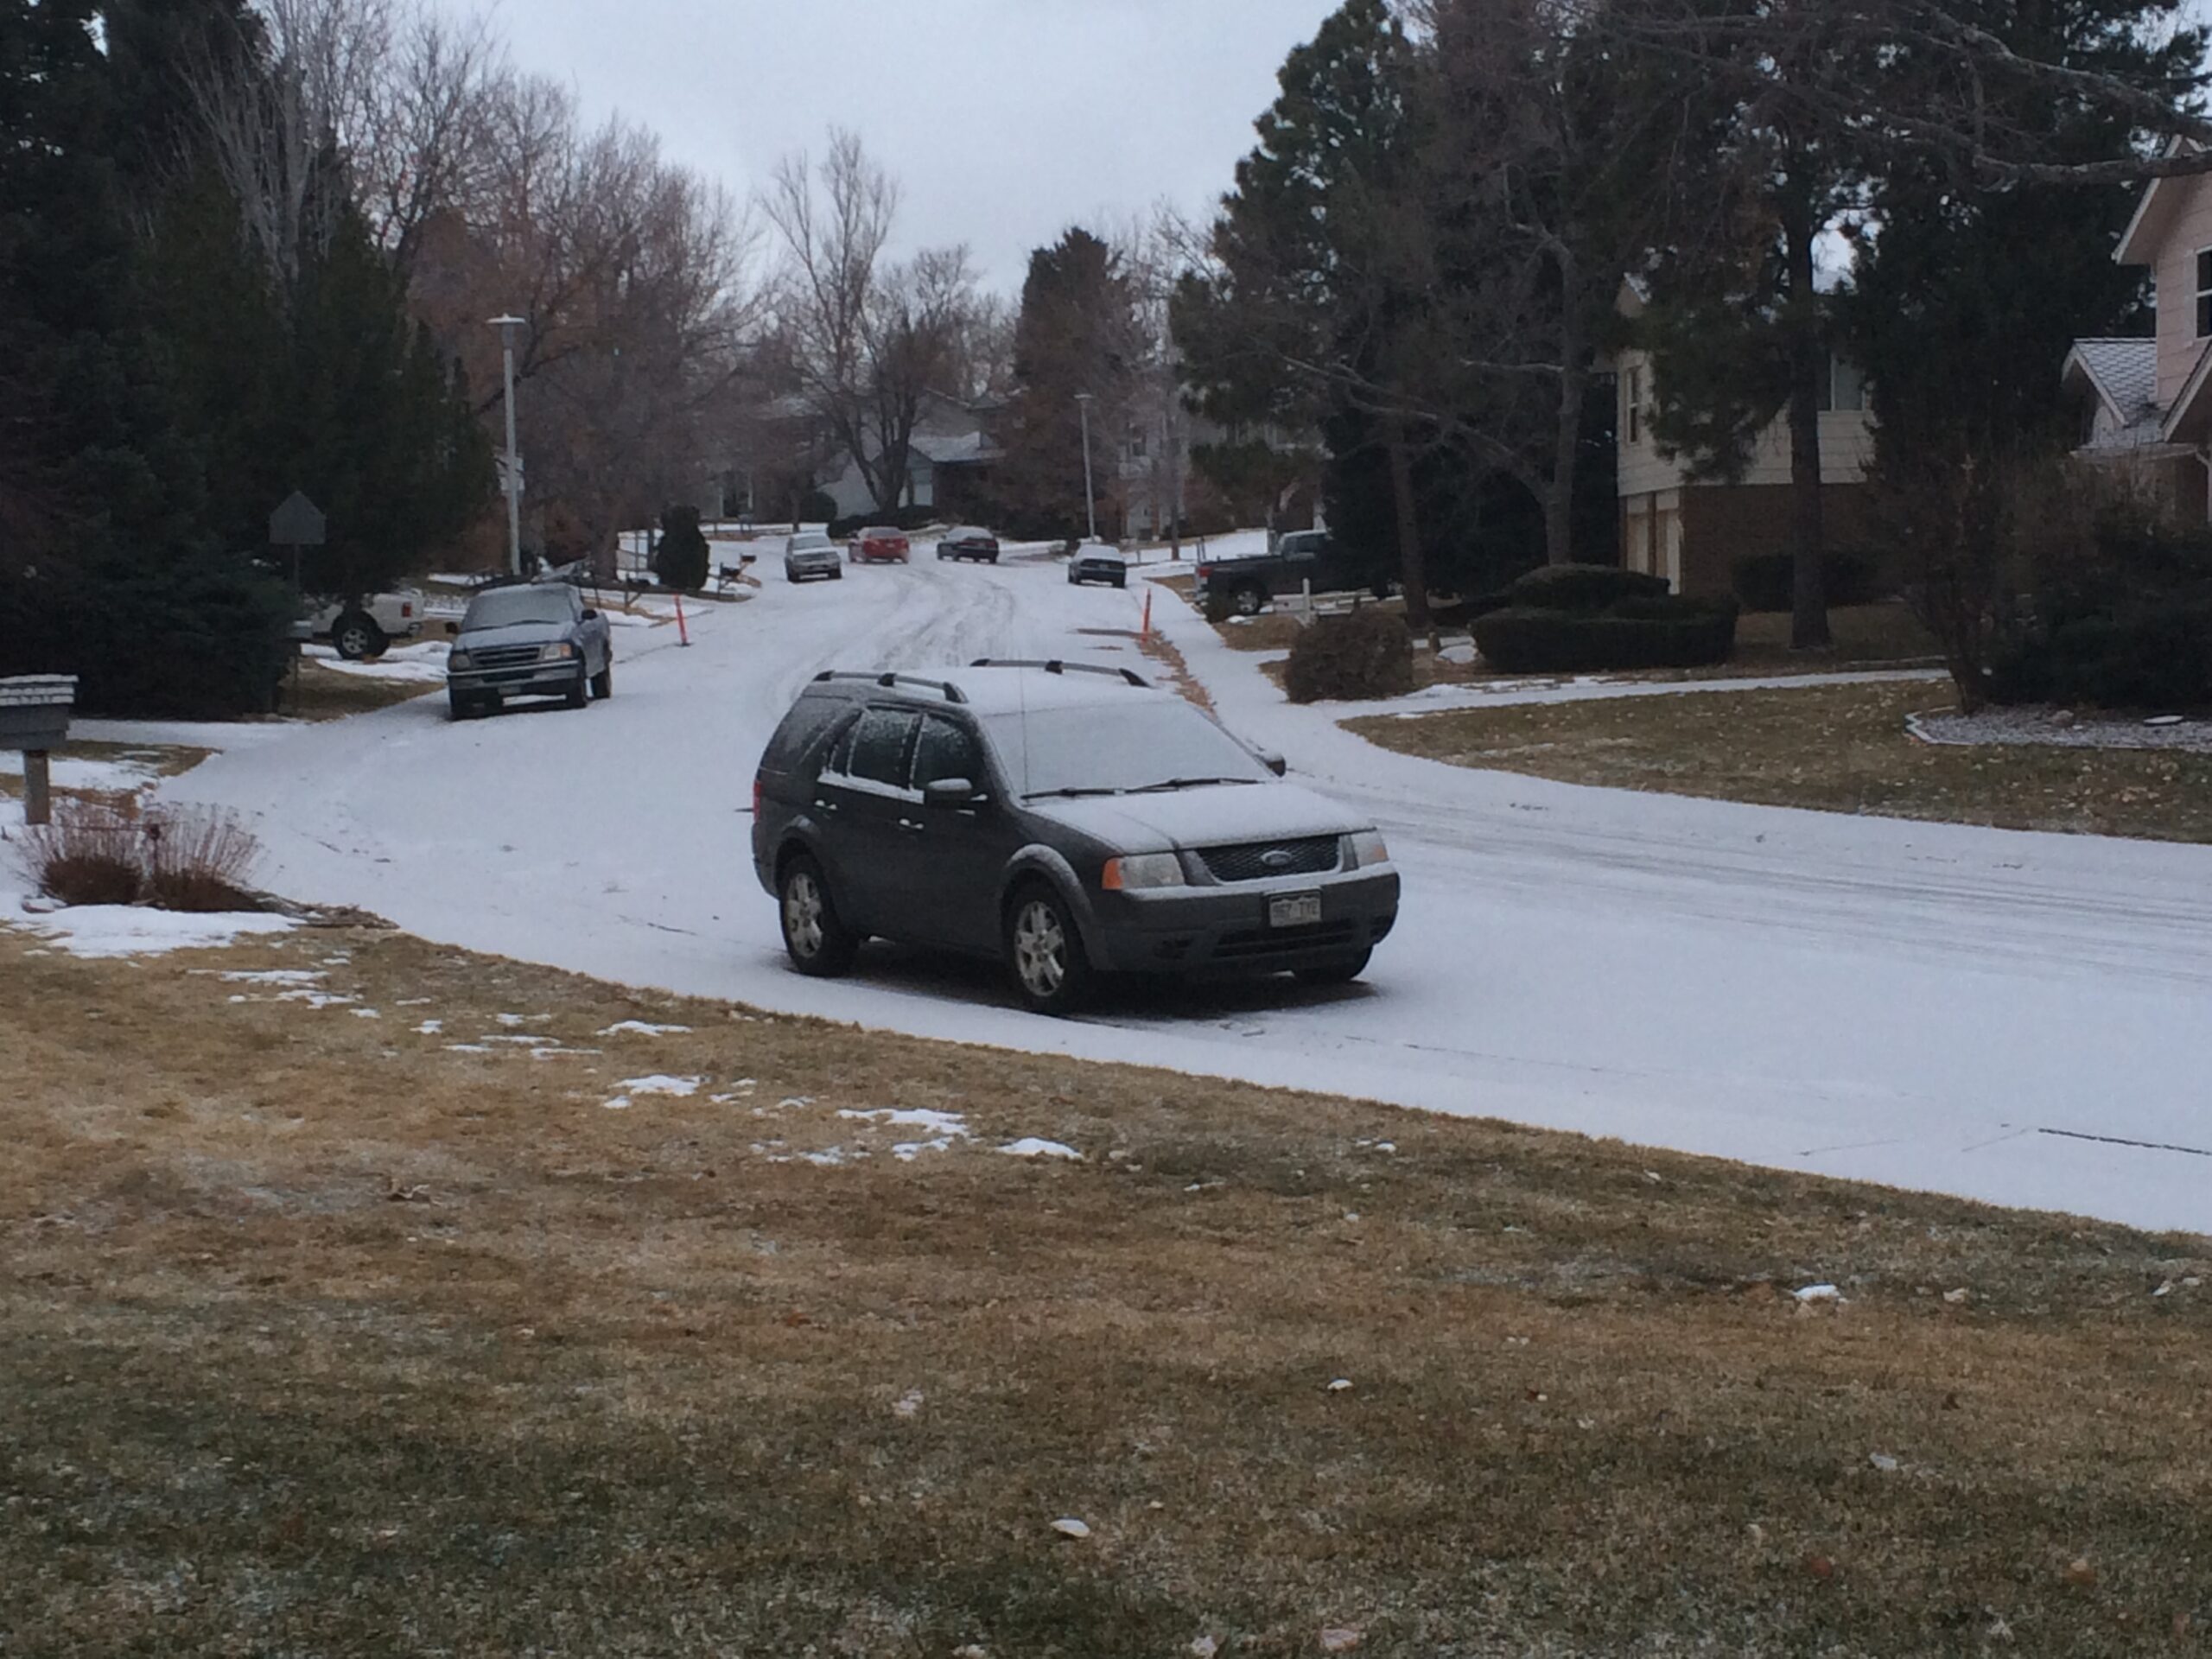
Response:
[1284,607,1416,703]
[1989,596,2212,710]
[1472,597,1740,674]
[1502,563,1671,613]
[1732,548,1884,613]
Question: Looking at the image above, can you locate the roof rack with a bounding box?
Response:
[810,670,967,704]
[968,658,1150,688]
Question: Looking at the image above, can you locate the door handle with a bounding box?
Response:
[896,818,925,835]
[815,799,838,814]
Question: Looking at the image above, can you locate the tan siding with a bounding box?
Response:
[1614,349,1686,497]
[1616,346,1875,494]
[2152,175,2212,409]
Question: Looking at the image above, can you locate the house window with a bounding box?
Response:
[1625,366,1644,444]
[1126,424,1147,462]
[2196,250,2212,338]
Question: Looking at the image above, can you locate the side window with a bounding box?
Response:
[912,715,982,791]
[846,708,918,791]
[771,701,853,776]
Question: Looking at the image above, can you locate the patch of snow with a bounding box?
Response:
[0,752,163,793]
[841,1107,969,1137]
[599,1020,693,1037]
[416,1019,444,1035]
[620,1075,702,1097]
[999,1138,1082,1161]
[446,1044,494,1055]
[213,969,325,986]
[302,641,449,684]
[1793,1284,1846,1304]
[11,902,295,960]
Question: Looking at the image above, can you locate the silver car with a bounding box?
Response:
[785,531,844,583]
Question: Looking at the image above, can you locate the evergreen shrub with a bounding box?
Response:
[1284,608,1415,703]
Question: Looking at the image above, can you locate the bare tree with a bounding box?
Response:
[762,129,981,512]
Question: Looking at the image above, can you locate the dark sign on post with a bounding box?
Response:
[269,492,327,549]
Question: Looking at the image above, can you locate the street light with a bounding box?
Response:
[490,315,526,575]
[1075,391,1098,542]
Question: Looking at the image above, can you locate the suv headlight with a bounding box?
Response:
[1102,853,1185,891]
[448,650,474,671]
[1346,830,1390,869]
[540,641,577,662]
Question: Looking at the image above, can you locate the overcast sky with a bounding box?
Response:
[437,0,1343,294]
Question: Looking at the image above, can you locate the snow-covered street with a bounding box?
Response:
[158,550,2212,1234]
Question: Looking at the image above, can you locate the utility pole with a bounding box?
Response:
[1076,391,1098,542]
[491,315,526,575]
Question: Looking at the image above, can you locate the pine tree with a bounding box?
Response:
[997,229,1137,535]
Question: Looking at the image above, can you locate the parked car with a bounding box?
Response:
[1066,541,1128,588]
[752,660,1399,1014]
[853,527,911,564]
[936,527,1001,563]
[445,582,613,720]
[300,591,427,660]
[1194,530,1390,616]
[785,531,844,583]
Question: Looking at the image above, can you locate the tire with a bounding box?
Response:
[831,568,843,580]
[779,854,861,977]
[1295,949,1373,988]
[1371,582,1392,601]
[1006,882,1094,1015]
[591,661,613,700]
[448,693,471,721]
[988,554,1000,564]
[565,671,588,709]
[1231,583,1267,617]
[1111,575,1127,588]
[333,612,385,661]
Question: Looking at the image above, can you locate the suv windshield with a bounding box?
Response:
[461,588,575,630]
[1279,531,1331,557]
[983,702,1271,798]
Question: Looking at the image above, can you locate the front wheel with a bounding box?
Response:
[1006,884,1094,1015]
[565,671,588,709]
[591,660,613,700]
[1294,949,1372,988]
[780,855,861,976]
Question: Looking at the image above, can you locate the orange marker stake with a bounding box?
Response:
[675,592,690,646]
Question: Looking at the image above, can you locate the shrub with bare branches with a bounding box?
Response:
[9,800,264,912]
[12,802,147,908]
[144,806,264,913]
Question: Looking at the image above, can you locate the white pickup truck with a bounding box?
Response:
[296,592,429,660]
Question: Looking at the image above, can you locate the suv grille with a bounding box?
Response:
[1198,836,1342,884]
[473,645,542,671]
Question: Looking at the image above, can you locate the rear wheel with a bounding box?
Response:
[1231,583,1267,617]
[333,612,385,660]
[1006,883,1093,1015]
[780,855,861,976]
[1294,949,1372,988]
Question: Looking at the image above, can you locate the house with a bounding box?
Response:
[2063,149,2212,514]
[818,391,1001,522]
[1612,278,1877,595]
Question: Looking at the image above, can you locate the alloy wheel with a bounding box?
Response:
[1013,899,1068,997]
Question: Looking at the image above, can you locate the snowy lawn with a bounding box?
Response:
[1351,678,2212,845]
[3,918,2209,1655]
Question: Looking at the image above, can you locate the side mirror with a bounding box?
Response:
[923,778,982,810]
[581,607,599,621]
[1257,748,1287,778]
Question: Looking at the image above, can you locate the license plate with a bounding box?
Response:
[1268,892,1323,929]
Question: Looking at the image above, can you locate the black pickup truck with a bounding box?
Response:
[1193,530,1391,616]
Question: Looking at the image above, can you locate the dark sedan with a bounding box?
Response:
[1066,542,1128,588]
[935,527,1001,563]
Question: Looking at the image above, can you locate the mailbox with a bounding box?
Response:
[0,676,74,751]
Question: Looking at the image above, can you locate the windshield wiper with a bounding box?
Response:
[1126,776,1262,794]
[1025,786,1129,801]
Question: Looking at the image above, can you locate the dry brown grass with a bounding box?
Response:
[3,922,2209,1656]
[1352,680,2212,844]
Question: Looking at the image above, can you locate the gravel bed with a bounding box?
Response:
[1910,706,2212,754]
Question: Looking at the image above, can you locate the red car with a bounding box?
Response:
[853,526,911,564]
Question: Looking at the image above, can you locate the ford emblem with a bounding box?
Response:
[1261,848,1297,870]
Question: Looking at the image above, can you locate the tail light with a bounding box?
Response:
[401,601,414,620]
[1196,563,1211,581]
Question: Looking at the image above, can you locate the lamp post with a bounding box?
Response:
[1075,391,1098,542]
[490,315,526,575]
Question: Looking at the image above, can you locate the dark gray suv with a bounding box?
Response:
[751,661,1399,1014]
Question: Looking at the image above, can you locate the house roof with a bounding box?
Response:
[911,429,1000,467]
[2063,337,2163,445]
[2115,137,2202,267]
